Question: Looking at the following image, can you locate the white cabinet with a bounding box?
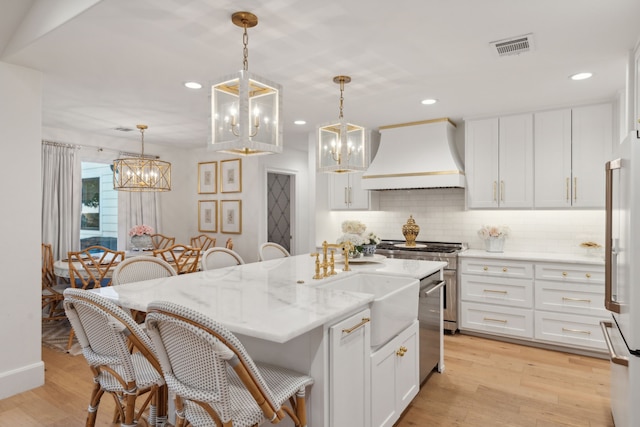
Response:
[371,321,419,427]
[534,104,612,208]
[329,172,379,210]
[459,258,534,339]
[329,309,371,427]
[465,114,533,208]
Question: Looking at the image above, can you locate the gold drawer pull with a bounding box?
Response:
[483,289,508,294]
[562,327,591,335]
[342,318,370,335]
[502,267,508,272]
[562,272,568,277]
[585,273,591,278]
[483,266,489,271]
[562,297,592,303]
[483,317,507,324]
[396,346,408,357]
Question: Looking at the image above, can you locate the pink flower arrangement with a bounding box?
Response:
[129,224,154,236]
[477,225,510,240]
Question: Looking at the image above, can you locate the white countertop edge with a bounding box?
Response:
[459,249,605,265]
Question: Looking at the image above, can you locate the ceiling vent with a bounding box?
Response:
[490,33,535,57]
[114,126,135,132]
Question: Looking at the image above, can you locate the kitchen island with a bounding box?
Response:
[92,254,446,426]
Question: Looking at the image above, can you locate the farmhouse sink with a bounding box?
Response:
[320,273,419,347]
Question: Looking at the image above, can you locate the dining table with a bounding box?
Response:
[53,250,153,279]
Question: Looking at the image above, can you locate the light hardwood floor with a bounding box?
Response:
[1,333,612,426]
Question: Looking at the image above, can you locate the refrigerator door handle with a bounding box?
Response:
[605,159,622,313]
[600,320,629,366]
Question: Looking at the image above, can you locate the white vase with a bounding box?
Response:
[485,237,505,253]
[130,234,153,250]
[362,244,376,257]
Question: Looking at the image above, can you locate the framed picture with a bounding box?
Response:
[198,200,218,232]
[220,200,242,234]
[198,161,217,194]
[220,159,242,193]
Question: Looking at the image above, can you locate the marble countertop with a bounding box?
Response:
[91,254,446,343]
[459,249,605,265]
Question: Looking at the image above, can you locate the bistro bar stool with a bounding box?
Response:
[153,244,201,274]
[145,301,314,427]
[190,234,216,251]
[63,288,168,427]
[258,242,290,261]
[42,243,68,322]
[201,247,245,270]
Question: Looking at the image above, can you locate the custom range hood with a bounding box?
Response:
[361,118,465,190]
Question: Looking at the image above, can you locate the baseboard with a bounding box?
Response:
[0,361,45,400]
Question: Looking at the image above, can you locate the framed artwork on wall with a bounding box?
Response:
[220,158,242,193]
[198,161,217,194]
[220,200,242,234]
[198,200,218,232]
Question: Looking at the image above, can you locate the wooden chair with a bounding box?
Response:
[63,288,168,427]
[258,242,290,261]
[190,234,216,251]
[153,244,202,274]
[201,247,245,270]
[225,238,234,249]
[145,301,313,427]
[150,233,175,250]
[42,243,68,322]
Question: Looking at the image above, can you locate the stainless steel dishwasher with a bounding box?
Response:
[419,272,445,384]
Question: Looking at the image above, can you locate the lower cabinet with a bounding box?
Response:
[371,321,419,427]
[329,309,371,427]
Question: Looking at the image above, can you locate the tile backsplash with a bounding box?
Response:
[325,188,605,256]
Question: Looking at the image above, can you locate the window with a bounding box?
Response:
[81,177,100,230]
[80,162,118,250]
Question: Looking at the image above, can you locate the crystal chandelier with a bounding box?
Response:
[317,76,368,173]
[113,124,171,191]
[209,11,282,155]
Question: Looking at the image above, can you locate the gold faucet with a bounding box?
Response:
[310,241,352,279]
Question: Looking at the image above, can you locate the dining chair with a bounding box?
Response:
[225,237,234,250]
[63,288,168,427]
[258,242,290,261]
[190,234,216,251]
[150,233,176,250]
[145,301,314,427]
[201,247,245,270]
[67,246,125,289]
[42,243,68,322]
[153,244,202,274]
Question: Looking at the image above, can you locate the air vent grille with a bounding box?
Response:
[490,33,535,57]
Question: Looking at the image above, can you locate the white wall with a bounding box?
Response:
[316,187,605,256]
[0,61,44,399]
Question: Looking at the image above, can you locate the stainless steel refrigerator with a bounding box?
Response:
[601,130,640,427]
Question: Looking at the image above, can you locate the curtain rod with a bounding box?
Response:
[41,139,159,159]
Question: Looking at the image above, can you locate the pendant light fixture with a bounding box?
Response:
[209,11,283,155]
[113,124,171,191]
[317,75,368,173]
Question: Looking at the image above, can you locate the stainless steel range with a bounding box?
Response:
[375,240,466,333]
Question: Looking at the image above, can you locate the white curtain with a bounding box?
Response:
[42,143,81,261]
[119,192,162,250]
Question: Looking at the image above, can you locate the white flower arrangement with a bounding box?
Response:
[341,220,367,235]
[477,225,510,240]
[337,220,380,252]
[362,232,381,245]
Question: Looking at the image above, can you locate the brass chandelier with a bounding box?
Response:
[113,124,171,191]
[317,76,368,173]
[209,11,283,155]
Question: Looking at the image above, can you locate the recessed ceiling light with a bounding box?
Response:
[570,72,592,81]
[184,81,202,89]
[294,120,306,125]
[421,98,438,105]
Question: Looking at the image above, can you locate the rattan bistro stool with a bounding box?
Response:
[146,301,314,427]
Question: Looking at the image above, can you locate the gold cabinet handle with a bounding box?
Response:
[493,181,497,202]
[483,266,489,271]
[344,187,348,205]
[562,327,591,335]
[585,273,591,278]
[483,289,508,294]
[500,180,505,202]
[574,177,577,200]
[348,186,352,204]
[502,267,508,272]
[562,296,592,303]
[562,272,568,277]
[566,177,570,202]
[483,317,507,323]
[396,346,408,357]
[342,318,370,335]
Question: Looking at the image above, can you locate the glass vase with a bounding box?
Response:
[484,237,505,253]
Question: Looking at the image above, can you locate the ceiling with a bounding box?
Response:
[2,0,640,150]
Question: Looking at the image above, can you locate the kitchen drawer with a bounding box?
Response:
[461,275,533,308]
[460,258,533,279]
[460,302,533,339]
[534,311,607,351]
[535,263,604,284]
[535,280,607,316]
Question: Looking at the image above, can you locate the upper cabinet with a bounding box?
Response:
[534,103,612,208]
[465,113,533,208]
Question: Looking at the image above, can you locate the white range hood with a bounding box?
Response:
[361,118,465,190]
